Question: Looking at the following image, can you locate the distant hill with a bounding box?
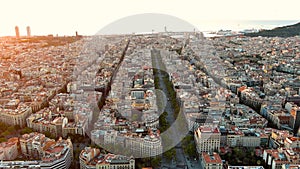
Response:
[246,22,300,37]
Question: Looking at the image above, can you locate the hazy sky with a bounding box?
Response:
[0,0,299,36]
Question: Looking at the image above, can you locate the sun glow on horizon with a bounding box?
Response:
[0,0,300,36]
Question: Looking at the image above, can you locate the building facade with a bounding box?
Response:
[1,133,73,169]
[0,103,32,127]
[195,126,221,154]
[0,137,19,160]
[79,147,135,169]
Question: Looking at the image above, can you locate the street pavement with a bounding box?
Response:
[152,49,203,169]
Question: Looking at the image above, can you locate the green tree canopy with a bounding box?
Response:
[20,127,34,135]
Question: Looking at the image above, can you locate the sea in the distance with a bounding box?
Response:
[197,20,299,32]
[196,20,299,37]
[98,15,299,35]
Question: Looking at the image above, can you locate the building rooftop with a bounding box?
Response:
[202,152,222,164]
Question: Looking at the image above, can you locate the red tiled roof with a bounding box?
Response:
[47,146,64,154]
[202,152,222,164]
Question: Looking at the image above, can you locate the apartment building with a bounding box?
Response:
[263,148,300,169]
[201,152,223,169]
[226,134,261,147]
[40,137,73,169]
[0,137,19,160]
[195,126,221,154]
[20,132,54,159]
[1,132,73,169]
[79,147,135,169]
[27,109,87,138]
[0,100,32,127]
[125,134,163,157]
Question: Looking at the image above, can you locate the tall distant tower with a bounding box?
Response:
[15,26,20,38]
[291,108,300,136]
[26,26,31,37]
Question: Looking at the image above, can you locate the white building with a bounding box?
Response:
[195,126,221,154]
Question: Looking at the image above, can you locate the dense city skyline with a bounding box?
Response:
[1,29,300,168]
[1,1,300,168]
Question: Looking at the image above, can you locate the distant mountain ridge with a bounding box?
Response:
[246,22,300,37]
